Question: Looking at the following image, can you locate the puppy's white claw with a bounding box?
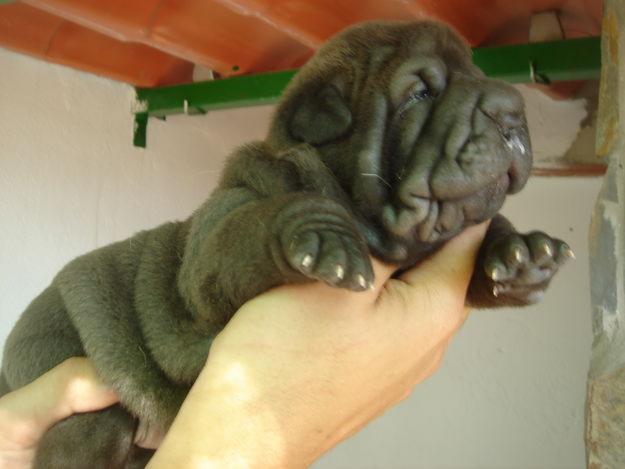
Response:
[335,264,345,280]
[563,247,576,260]
[512,247,523,264]
[543,243,553,257]
[489,266,504,282]
[356,274,367,289]
[493,285,500,297]
[301,254,314,269]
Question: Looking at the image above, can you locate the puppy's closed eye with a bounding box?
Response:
[399,78,434,115]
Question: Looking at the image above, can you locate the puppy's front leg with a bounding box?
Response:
[273,194,375,291]
[179,192,374,325]
[467,215,573,308]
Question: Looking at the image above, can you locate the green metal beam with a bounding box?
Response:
[472,36,601,84]
[134,69,296,119]
[133,36,600,147]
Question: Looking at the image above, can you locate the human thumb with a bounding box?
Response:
[398,221,489,294]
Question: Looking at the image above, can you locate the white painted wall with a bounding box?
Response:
[0,48,600,468]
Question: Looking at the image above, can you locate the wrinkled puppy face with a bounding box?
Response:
[270,21,532,264]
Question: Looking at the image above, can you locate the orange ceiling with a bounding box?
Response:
[0,0,602,87]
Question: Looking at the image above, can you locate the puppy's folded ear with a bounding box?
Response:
[289,84,352,145]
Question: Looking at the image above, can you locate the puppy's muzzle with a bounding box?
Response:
[383,79,532,241]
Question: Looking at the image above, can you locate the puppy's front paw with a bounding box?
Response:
[277,199,374,291]
[483,231,574,304]
[284,227,374,291]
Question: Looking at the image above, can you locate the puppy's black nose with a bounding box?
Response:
[476,83,532,194]
[478,85,525,131]
[477,85,530,160]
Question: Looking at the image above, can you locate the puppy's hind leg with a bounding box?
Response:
[125,446,155,469]
[3,286,140,468]
[34,404,137,469]
[2,285,85,390]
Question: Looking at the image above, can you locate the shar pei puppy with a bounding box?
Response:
[1,20,572,468]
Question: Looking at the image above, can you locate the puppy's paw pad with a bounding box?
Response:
[483,231,573,304]
[287,231,321,274]
[285,228,373,291]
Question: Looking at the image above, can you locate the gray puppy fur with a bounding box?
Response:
[1,21,572,468]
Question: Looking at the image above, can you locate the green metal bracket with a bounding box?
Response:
[472,36,601,84]
[133,113,148,148]
[132,36,600,148]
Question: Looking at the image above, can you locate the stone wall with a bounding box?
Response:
[586,0,625,466]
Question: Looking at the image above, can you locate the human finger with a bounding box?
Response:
[399,221,489,291]
[0,358,118,448]
[370,222,487,346]
[366,222,489,303]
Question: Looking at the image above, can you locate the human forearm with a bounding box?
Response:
[149,223,488,469]
[148,350,318,469]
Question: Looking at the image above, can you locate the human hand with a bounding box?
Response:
[149,222,489,468]
[0,357,119,469]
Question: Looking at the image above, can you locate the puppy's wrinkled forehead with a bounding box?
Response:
[309,21,476,80]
